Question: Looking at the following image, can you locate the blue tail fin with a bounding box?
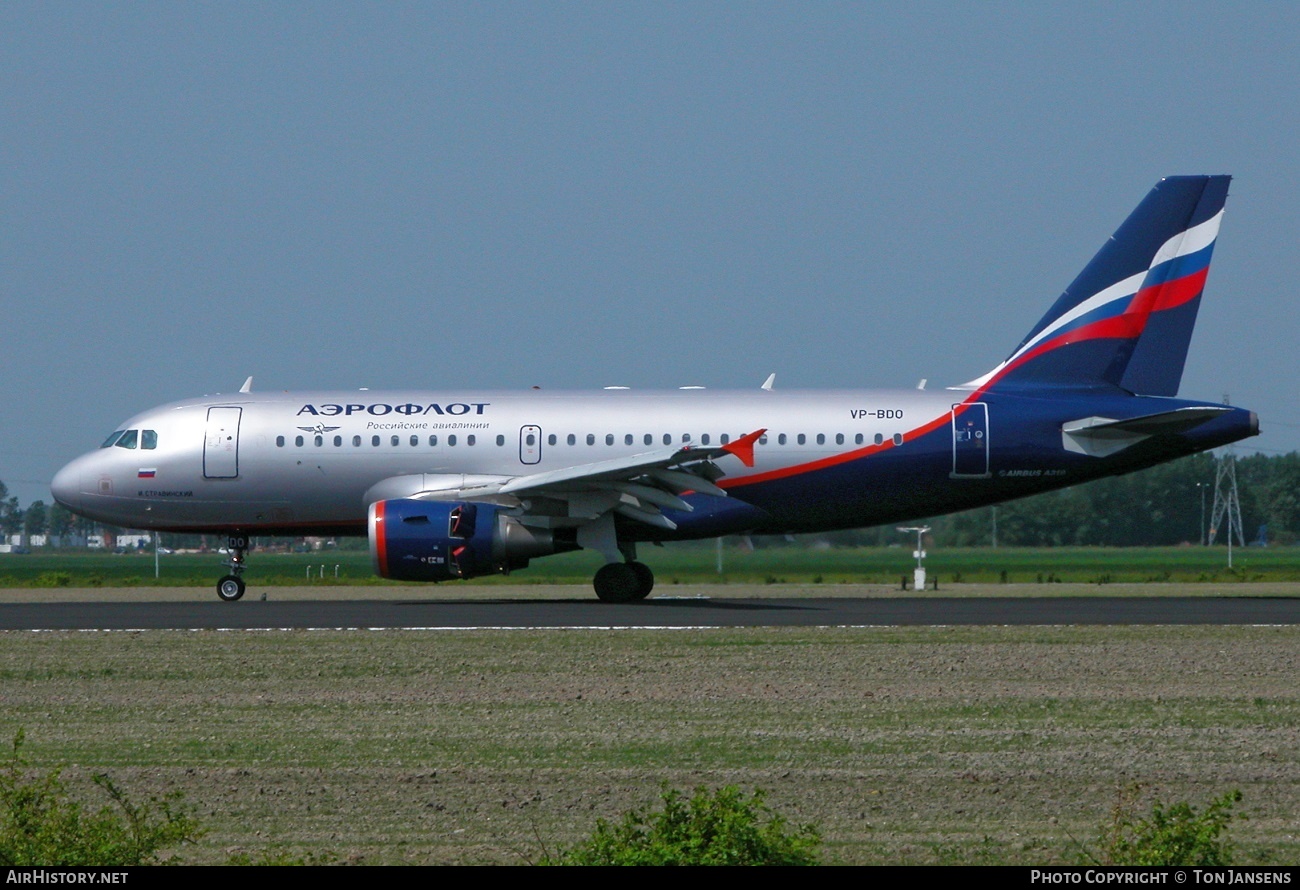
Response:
[965,175,1230,395]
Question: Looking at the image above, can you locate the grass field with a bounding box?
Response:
[3,623,1297,865]
[2,543,1298,588]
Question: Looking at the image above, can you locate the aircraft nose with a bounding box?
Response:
[51,460,83,512]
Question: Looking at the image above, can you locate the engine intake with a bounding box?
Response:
[369,499,558,582]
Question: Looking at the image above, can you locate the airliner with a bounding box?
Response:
[52,176,1258,602]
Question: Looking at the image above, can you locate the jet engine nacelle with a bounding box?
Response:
[368,499,558,582]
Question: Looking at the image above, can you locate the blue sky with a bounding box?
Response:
[3,3,1297,506]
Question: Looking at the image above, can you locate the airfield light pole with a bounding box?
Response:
[898,526,930,590]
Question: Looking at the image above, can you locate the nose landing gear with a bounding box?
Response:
[216,534,248,601]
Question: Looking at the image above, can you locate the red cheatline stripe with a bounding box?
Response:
[720,267,1210,492]
[979,313,1145,391]
[722,407,961,489]
[724,310,1156,491]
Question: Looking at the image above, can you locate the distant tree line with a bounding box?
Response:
[815,451,1300,548]
[0,478,90,545]
[2,450,1297,550]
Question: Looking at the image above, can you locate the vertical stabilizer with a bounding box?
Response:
[964,175,1230,395]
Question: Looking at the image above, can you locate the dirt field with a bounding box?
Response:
[2,586,1298,864]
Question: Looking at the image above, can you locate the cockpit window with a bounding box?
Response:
[141,430,158,450]
[115,430,139,450]
[101,430,126,448]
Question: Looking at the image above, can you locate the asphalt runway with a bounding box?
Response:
[3,593,1300,630]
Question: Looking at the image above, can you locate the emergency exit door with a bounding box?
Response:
[519,425,542,465]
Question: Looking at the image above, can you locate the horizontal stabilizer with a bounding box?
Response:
[1062,406,1231,457]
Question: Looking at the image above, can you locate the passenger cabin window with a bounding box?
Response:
[296,436,305,447]
[276,436,285,447]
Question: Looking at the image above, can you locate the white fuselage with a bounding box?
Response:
[53,387,964,535]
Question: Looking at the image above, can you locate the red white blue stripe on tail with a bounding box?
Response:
[962,175,1230,397]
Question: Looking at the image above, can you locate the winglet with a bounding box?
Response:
[721,428,766,468]
[239,376,253,393]
[761,373,776,391]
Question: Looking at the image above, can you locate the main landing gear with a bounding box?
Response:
[216,534,248,602]
[593,561,654,603]
[577,515,655,603]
